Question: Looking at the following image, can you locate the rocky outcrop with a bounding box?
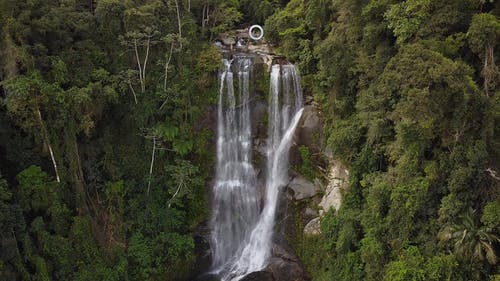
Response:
[216,29,276,68]
[287,102,351,236]
[296,106,323,151]
[261,244,307,281]
[265,257,306,281]
[235,239,309,281]
[302,160,349,235]
[319,161,349,214]
[287,175,320,200]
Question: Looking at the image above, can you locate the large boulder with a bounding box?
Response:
[287,175,320,200]
[303,217,321,235]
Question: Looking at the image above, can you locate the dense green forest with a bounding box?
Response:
[0,0,499,281]
[266,0,500,280]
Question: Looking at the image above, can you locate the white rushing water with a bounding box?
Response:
[211,60,304,281]
[211,56,260,270]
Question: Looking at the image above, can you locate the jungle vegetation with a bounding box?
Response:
[0,0,499,280]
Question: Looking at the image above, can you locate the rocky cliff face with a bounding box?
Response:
[249,100,349,281]
[288,103,350,236]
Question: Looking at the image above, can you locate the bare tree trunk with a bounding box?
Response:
[47,143,60,182]
[168,182,183,208]
[72,136,89,215]
[128,79,138,104]
[147,137,156,196]
[133,39,145,93]
[202,4,206,30]
[37,109,60,183]
[206,5,210,32]
[484,45,489,97]
[142,36,151,86]
[174,0,183,50]
[164,43,174,91]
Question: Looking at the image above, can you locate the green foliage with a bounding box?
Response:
[208,1,243,35]
[384,246,426,281]
[467,13,500,56]
[265,0,500,280]
[482,201,500,229]
[439,209,500,265]
[16,166,58,213]
[384,247,461,281]
[0,0,222,279]
[385,0,432,44]
[1,1,499,281]
[297,145,315,180]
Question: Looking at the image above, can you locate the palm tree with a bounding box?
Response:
[438,209,500,265]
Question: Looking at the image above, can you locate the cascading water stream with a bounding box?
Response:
[210,56,260,271]
[211,59,304,281]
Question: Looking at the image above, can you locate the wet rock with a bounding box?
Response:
[296,106,323,150]
[247,44,274,67]
[254,139,267,156]
[303,217,321,235]
[251,100,268,138]
[287,175,319,200]
[265,257,307,281]
[240,271,275,281]
[191,221,213,278]
[272,243,299,262]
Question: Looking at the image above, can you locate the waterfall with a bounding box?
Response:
[211,59,304,281]
[210,56,260,270]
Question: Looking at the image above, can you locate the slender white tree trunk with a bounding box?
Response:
[202,4,206,29]
[143,36,150,85]
[174,0,182,50]
[168,182,183,208]
[164,43,174,91]
[37,109,60,183]
[147,137,156,195]
[484,45,489,96]
[128,79,138,104]
[47,143,60,183]
[133,39,145,93]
